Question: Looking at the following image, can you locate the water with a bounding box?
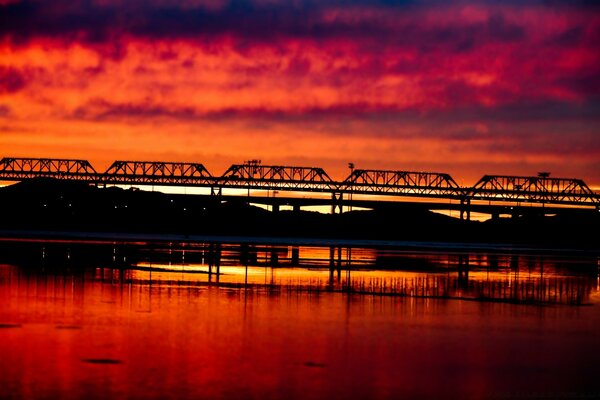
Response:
[0,239,599,400]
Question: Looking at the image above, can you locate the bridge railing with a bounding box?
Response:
[341,169,466,198]
[468,175,600,206]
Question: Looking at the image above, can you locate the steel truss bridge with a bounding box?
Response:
[0,157,598,218]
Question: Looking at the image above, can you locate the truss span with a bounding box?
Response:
[220,164,336,192]
[0,157,98,181]
[470,175,599,205]
[0,156,598,207]
[342,169,465,198]
[102,161,214,185]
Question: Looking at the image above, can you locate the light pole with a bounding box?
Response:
[244,159,261,199]
[348,162,355,212]
[537,172,550,209]
[272,190,278,212]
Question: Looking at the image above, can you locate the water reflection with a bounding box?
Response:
[1,239,600,399]
[0,239,597,306]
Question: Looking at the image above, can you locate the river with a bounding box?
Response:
[0,239,599,399]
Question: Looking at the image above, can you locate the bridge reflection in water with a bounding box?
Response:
[1,240,597,306]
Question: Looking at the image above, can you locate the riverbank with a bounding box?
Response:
[1,178,598,250]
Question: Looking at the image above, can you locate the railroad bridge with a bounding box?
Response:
[0,157,598,219]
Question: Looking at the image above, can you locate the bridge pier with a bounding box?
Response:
[290,246,299,265]
[457,254,469,290]
[331,192,343,214]
[293,204,300,213]
[211,186,222,196]
[272,204,280,213]
[328,246,343,284]
[270,249,279,265]
[239,244,257,264]
[460,198,471,221]
[208,243,221,281]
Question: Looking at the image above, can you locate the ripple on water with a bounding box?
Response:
[81,359,123,365]
[304,361,326,368]
[0,323,22,328]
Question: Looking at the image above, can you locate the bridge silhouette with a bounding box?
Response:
[0,157,598,219]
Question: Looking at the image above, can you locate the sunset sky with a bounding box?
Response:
[0,0,599,185]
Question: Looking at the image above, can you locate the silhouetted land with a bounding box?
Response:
[0,179,598,249]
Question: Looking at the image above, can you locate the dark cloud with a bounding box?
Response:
[71,99,405,122]
[0,67,27,93]
[71,99,199,121]
[480,133,600,158]
[71,97,600,126]
[547,26,585,46]
[0,0,532,52]
[555,72,600,96]
[0,104,11,117]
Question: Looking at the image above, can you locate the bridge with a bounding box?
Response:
[0,157,598,218]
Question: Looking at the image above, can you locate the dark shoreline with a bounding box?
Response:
[1,178,598,251]
[0,230,598,256]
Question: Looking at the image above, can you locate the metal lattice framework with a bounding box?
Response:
[102,161,214,185]
[470,175,599,205]
[0,156,598,207]
[343,169,464,198]
[0,157,98,181]
[220,163,336,191]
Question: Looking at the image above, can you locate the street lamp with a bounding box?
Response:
[348,163,355,212]
[244,159,261,198]
[537,172,550,208]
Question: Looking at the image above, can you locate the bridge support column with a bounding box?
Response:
[272,204,280,213]
[331,192,343,214]
[293,204,300,213]
[270,249,279,266]
[460,198,471,221]
[210,186,222,197]
[291,247,299,265]
[458,254,469,290]
[208,243,221,282]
